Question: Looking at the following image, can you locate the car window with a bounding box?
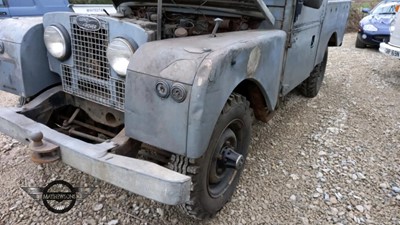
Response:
[372,4,399,14]
[0,0,5,7]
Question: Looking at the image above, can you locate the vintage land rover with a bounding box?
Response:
[0,0,351,219]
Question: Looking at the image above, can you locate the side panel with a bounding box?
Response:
[315,0,351,64]
[281,4,324,95]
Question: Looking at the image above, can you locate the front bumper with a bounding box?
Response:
[0,89,190,205]
[357,32,389,46]
[379,42,400,59]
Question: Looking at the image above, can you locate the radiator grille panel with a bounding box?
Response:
[60,16,125,111]
[71,20,109,80]
[62,65,125,110]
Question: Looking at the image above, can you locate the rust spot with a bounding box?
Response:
[248,87,273,123]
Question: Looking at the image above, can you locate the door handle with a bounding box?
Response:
[311,35,316,48]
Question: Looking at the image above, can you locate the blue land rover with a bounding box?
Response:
[0,0,71,17]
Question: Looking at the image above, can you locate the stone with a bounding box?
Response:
[156,208,164,217]
[107,219,118,225]
[318,151,327,156]
[355,205,364,213]
[300,217,309,225]
[290,195,297,201]
[331,207,339,216]
[324,193,330,201]
[313,193,321,198]
[92,203,103,212]
[392,186,400,193]
[356,172,366,180]
[330,196,338,204]
[170,218,178,225]
[290,174,300,180]
[379,183,388,189]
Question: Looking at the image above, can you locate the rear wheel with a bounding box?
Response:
[169,93,252,219]
[355,37,366,48]
[300,47,328,98]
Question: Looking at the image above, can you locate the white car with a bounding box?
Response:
[380,9,400,58]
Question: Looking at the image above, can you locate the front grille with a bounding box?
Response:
[373,35,389,43]
[60,16,125,111]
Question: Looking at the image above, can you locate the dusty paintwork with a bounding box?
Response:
[0,17,60,97]
[0,0,351,207]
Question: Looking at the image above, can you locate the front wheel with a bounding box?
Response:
[169,93,252,219]
[355,37,366,48]
[300,47,328,98]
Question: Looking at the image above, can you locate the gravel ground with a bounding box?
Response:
[0,33,399,225]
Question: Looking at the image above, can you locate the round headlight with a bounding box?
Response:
[44,25,70,60]
[107,38,136,76]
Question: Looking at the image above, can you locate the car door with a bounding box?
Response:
[0,0,10,18]
[281,2,325,95]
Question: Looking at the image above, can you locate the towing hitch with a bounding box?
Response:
[29,131,60,163]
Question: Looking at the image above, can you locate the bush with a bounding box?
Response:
[347,0,380,32]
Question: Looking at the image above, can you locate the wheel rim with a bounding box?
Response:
[208,119,243,198]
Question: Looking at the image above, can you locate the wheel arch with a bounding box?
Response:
[233,79,273,122]
[328,32,339,46]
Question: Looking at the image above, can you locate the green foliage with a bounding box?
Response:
[69,0,113,4]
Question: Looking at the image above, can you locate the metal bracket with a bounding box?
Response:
[255,0,275,26]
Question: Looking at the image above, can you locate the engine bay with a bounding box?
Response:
[118,7,263,39]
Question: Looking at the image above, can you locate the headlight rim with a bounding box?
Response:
[107,37,137,76]
[44,24,71,61]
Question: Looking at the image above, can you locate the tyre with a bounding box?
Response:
[355,37,366,48]
[169,93,252,219]
[300,48,328,98]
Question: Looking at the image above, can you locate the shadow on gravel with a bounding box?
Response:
[378,69,400,91]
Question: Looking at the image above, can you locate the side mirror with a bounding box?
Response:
[304,0,323,9]
[362,8,371,14]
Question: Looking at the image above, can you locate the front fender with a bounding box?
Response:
[125,30,286,158]
[0,17,60,97]
[187,30,286,158]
